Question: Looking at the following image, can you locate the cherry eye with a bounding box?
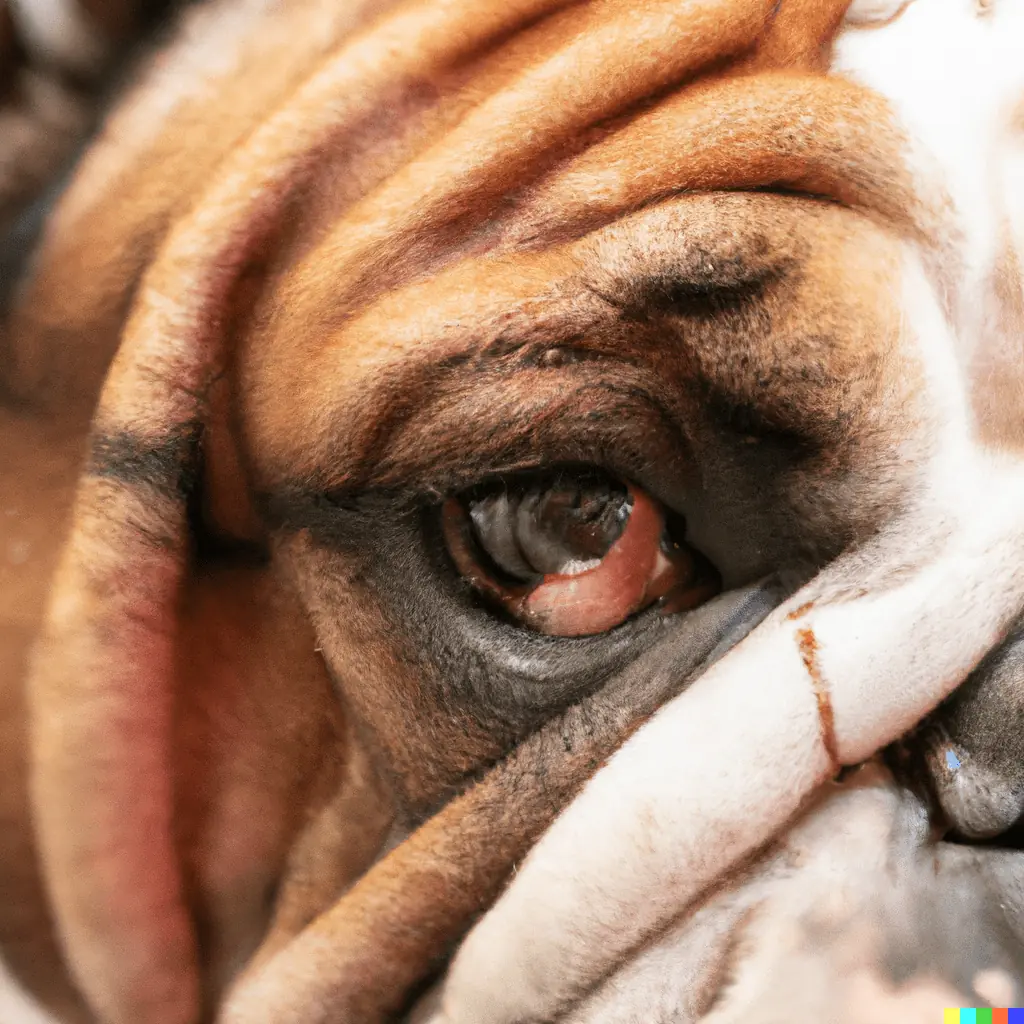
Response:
[441,470,719,636]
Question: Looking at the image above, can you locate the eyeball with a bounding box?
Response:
[442,470,719,636]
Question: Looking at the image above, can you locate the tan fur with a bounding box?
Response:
[3,1,1021,1023]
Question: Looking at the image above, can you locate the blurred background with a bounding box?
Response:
[0,0,182,296]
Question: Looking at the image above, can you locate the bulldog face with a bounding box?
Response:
[240,186,908,794]
[3,0,1024,1023]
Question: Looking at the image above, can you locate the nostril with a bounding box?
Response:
[893,626,1024,848]
[930,754,1024,841]
[905,725,1024,844]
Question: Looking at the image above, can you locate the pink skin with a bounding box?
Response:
[442,486,713,637]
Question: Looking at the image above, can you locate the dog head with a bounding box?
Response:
[5,0,1024,1022]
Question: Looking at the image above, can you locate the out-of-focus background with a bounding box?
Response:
[0,0,182,294]
[1,4,186,1019]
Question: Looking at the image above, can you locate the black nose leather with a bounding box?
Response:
[908,622,1024,841]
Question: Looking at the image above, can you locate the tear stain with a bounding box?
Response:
[786,600,815,622]
[796,626,838,770]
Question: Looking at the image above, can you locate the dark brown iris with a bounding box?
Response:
[466,473,632,582]
[443,470,720,636]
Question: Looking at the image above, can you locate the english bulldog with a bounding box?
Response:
[3,0,1024,1022]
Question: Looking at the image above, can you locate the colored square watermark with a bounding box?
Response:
[944,1010,1024,1024]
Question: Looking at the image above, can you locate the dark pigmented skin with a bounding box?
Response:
[88,427,202,499]
[912,625,1024,841]
[268,478,797,821]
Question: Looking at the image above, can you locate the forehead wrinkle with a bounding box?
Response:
[311,247,586,374]
[238,4,886,474]
[251,198,754,486]
[265,0,868,339]
[247,190,873,488]
[513,71,943,250]
[244,245,599,484]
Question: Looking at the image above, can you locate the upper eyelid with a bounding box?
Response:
[289,367,694,515]
[268,277,783,505]
[258,205,802,500]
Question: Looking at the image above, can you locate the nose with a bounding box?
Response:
[913,625,1024,841]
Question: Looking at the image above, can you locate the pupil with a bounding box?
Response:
[467,472,632,581]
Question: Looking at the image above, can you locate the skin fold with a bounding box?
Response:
[2,1,1024,1023]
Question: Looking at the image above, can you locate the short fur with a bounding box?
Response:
[3,1,1024,1023]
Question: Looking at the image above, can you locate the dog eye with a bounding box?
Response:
[441,469,719,636]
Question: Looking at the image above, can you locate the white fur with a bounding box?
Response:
[434,3,1024,1021]
[413,766,987,1024]
[0,956,61,1024]
[565,767,921,1024]
[834,0,1024,367]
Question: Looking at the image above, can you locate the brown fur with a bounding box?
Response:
[3,1,1012,1023]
